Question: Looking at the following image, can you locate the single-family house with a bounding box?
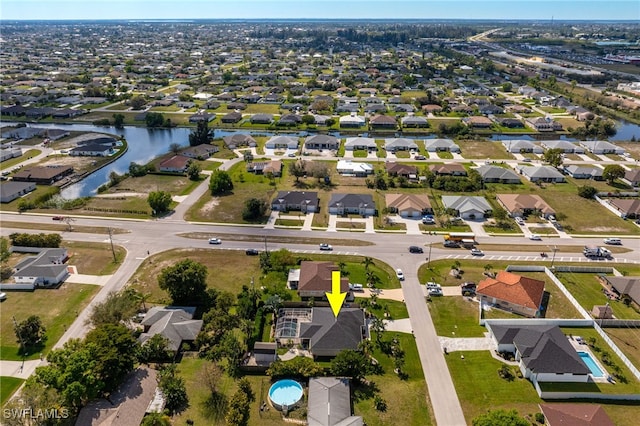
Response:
[476,165,521,184]
[159,155,191,173]
[227,102,247,110]
[526,117,563,132]
[312,114,332,125]
[271,191,319,213]
[308,377,363,426]
[496,194,555,218]
[247,160,283,176]
[305,135,339,151]
[296,261,349,299]
[265,135,299,150]
[221,111,242,123]
[139,306,203,353]
[385,163,418,178]
[278,114,302,126]
[425,139,460,153]
[622,168,640,187]
[429,163,467,176]
[600,276,640,306]
[69,143,113,157]
[421,104,443,114]
[344,137,376,151]
[44,129,70,140]
[189,112,216,123]
[498,118,524,128]
[502,140,543,154]
[463,116,493,128]
[384,138,418,152]
[328,193,375,216]
[563,165,603,180]
[369,114,397,129]
[477,271,545,317]
[222,133,257,149]
[274,307,365,357]
[401,115,429,128]
[441,195,492,220]
[539,404,614,426]
[336,160,374,177]
[579,140,625,155]
[12,165,74,185]
[180,144,219,159]
[364,104,387,114]
[11,248,69,288]
[0,181,36,203]
[608,198,640,219]
[339,114,366,128]
[516,165,565,183]
[385,193,432,217]
[0,147,23,162]
[540,140,585,153]
[486,324,591,384]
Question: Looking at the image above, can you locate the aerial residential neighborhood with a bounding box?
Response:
[1,7,640,426]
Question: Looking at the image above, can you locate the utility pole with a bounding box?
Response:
[107,227,117,263]
[550,245,558,269]
[427,242,433,269]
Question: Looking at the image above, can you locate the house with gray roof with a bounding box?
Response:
[502,139,543,154]
[308,377,363,426]
[384,138,418,152]
[222,133,257,149]
[401,115,429,128]
[516,165,565,183]
[475,165,521,184]
[265,135,299,150]
[10,248,69,289]
[425,138,460,153]
[275,307,366,357]
[250,113,274,124]
[563,165,603,180]
[339,114,366,128]
[328,193,375,216]
[344,137,376,151]
[138,306,203,353]
[579,140,625,155]
[305,135,339,151]
[0,181,36,203]
[601,276,640,306]
[271,191,319,213]
[540,140,584,154]
[623,169,640,187]
[486,324,591,385]
[441,195,492,219]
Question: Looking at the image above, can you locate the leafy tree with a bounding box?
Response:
[267,356,324,381]
[139,334,172,364]
[243,150,253,162]
[542,148,564,167]
[158,364,189,414]
[308,161,330,182]
[145,112,165,128]
[288,160,306,182]
[130,95,146,110]
[330,349,372,383]
[88,289,140,327]
[0,236,11,262]
[242,198,267,221]
[14,315,47,349]
[226,389,250,426]
[2,381,69,426]
[158,259,208,305]
[209,170,234,195]
[1,265,13,280]
[141,412,172,426]
[9,232,62,248]
[301,114,316,125]
[188,120,212,146]
[169,142,181,154]
[472,409,529,426]
[602,164,625,185]
[186,162,201,181]
[501,82,512,92]
[578,185,598,199]
[113,113,125,128]
[147,190,172,215]
[129,161,150,177]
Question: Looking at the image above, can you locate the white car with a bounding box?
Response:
[515,217,524,225]
[529,234,542,241]
[319,243,333,251]
[396,269,404,281]
[0,292,6,301]
[208,238,222,244]
[603,238,622,245]
[470,248,484,256]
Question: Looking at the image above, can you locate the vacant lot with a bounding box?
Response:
[65,241,126,275]
[456,140,511,160]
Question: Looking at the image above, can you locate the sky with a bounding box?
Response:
[1,0,638,21]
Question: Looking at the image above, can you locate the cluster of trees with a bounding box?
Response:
[145,112,174,128]
[148,190,173,215]
[225,378,254,426]
[128,161,156,177]
[426,169,483,192]
[13,315,47,352]
[288,160,331,185]
[569,117,616,140]
[242,198,268,221]
[189,121,212,146]
[210,170,234,195]
[9,232,62,248]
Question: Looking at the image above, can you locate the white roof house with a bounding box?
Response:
[339,115,366,128]
[425,138,460,152]
[344,137,377,151]
[384,138,418,152]
[540,140,585,153]
[336,160,374,176]
[516,165,566,182]
[579,140,625,155]
[441,195,492,219]
[265,135,299,149]
[502,139,543,154]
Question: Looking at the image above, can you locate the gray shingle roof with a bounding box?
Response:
[308,377,363,426]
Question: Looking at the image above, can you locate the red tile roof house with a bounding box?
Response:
[539,403,614,426]
[158,155,191,173]
[297,261,350,300]
[477,271,545,318]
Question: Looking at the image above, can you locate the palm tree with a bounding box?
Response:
[370,317,386,345]
[338,261,348,276]
[358,339,374,356]
[362,256,374,271]
[137,292,152,313]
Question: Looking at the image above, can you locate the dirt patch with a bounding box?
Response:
[200,198,220,215]
[587,226,628,232]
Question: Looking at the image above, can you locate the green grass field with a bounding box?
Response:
[0,377,24,406]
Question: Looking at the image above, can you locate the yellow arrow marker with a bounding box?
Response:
[326,270,347,318]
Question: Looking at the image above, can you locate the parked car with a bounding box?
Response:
[425,282,441,290]
[396,269,404,281]
[208,238,222,244]
[0,292,6,301]
[414,155,426,160]
[245,249,260,255]
[470,248,484,256]
[428,287,443,296]
[461,282,476,295]
[603,238,622,245]
[52,216,65,221]
[349,283,364,292]
[443,240,460,248]
[515,217,524,225]
[287,153,297,157]
[422,216,435,224]
[409,245,424,253]
[529,234,542,241]
[319,243,333,251]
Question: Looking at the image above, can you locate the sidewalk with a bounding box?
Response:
[0,359,44,379]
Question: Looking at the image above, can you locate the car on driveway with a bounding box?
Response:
[470,248,484,256]
[396,269,404,281]
[319,243,333,251]
[529,234,542,241]
[409,245,424,253]
[515,217,524,225]
[208,238,222,244]
[245,249,260,255]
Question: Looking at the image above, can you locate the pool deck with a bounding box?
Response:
[567,335,610,383]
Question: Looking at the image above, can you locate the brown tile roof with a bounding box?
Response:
[539,403,614,426]
[159,154,190,170]
[298,261,348,293]
[429,163,467,175]
[609,198,640,216]
[477,271,545,310]
[385,162,417,175]
[12,165,73,180]
[496,193,555,215]
[385,193,431,212]
[369,115,397,125]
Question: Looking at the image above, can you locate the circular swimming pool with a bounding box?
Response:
[268,379,303,410]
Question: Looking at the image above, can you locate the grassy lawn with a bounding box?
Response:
[0,377,24,406]
[605,328,640,370]
[356,298,409,320]
[455,140,510,160]
[555,271,640,320]
[274,218,304,227]
[177,232,374,247]
[0,220,129,235]
[0,185,60,212]
[0,284,100,361]
[0,149,41,171]
[65,241,126,275]
[429,296,486,337]
[103,173,202,195]
[80,195,152,217]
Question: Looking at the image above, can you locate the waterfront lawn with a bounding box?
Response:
[0,284,99,361]
[0,377,24,406]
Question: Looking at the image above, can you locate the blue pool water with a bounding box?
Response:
[269,379,303,408]
[578,351,605,377]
